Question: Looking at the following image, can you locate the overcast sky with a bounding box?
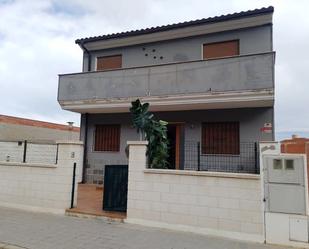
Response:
[0,0,308,139]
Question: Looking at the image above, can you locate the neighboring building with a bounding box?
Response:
[281,135,309,194]
[58,6,275,184]
[0,114,80,142]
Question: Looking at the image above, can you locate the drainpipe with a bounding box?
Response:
[79,42,91,72]
[82,113,89,183]
[78,42,90,183]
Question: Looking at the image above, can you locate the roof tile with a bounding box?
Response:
[76,6,274,44]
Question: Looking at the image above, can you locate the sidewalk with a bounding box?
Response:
[0,207,290,249]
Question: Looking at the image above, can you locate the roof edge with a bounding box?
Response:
[75,6,274,45]
[0,114,80,132]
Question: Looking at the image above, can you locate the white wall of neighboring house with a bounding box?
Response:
[126,141,264,243]
[0,115,80,142]
[0,141,83,214]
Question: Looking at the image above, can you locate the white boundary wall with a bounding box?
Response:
[0,141,24,162]
[0,141,83,214]
[126,141,264,242]
[0,141,58,164]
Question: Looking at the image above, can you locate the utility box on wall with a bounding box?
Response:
[264,155,307,215]
[263,152,309,246]
[289,216,308,242]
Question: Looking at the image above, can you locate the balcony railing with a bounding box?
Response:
[58,52,274,103]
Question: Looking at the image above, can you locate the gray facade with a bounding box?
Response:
[59,52,274,103]
[83,25,272,71]
[58,7,275,183]
[58,25,274,105]
[82,108,273,184]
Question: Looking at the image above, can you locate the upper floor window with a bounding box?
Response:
[94,124,120,152]
[96,55,122,71]
[203,40,239,60]
[201,122,240,155]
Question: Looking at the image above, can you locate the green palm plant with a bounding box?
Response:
[130,99,169,169]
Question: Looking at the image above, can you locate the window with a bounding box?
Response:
[201,122,240,155]
[96,55,122,71]
[94,125,120,152]
[203,40,239,60]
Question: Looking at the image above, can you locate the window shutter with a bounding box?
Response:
[203,40,239,60]
[96,55,122,71]
[94,125,120,152]
[202,122,239,155]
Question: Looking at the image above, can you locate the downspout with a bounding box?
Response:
[78,42,90,183]
[82,113,89,183]
[79,42,91,72]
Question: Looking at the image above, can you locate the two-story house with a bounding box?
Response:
[58,6,275,185]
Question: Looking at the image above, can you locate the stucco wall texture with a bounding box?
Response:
[82,107,273,184]
[83,25,272,71]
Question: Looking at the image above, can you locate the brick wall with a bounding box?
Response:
[0,141,58,164]
[126,141,263,242]
[0,141,83,214]
[0,141,24,162]
[281,136,309,194]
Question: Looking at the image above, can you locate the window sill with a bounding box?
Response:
[0,161,57,168]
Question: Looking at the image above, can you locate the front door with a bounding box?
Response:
[167,124,183,170]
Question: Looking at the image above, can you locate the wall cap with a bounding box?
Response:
[259,141,279,144]
[263,153,306,158]
[144,169,260,180]
[0,161,57,168]
[56,140,83,145]
[127,141,148,146]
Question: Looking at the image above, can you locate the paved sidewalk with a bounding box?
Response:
[0,207,290,249]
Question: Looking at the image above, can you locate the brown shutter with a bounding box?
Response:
[203,40,239,60]
[94,125,120,152]
[96,55,122,71]
[202,122,239,155]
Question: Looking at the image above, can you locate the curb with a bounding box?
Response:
[65,210,124,223]
[0,242,28,249]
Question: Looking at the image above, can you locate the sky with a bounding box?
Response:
[0,0,308,140]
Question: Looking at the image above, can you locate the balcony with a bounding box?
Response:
[58,52,274,113]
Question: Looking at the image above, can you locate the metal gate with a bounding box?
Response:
[103,165,128,212]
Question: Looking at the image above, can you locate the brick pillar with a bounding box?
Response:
[56,140,84,207]
[127,141,148,171]
[281,138,309,197]
[305,142,309,193]
[126,141,148,219]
